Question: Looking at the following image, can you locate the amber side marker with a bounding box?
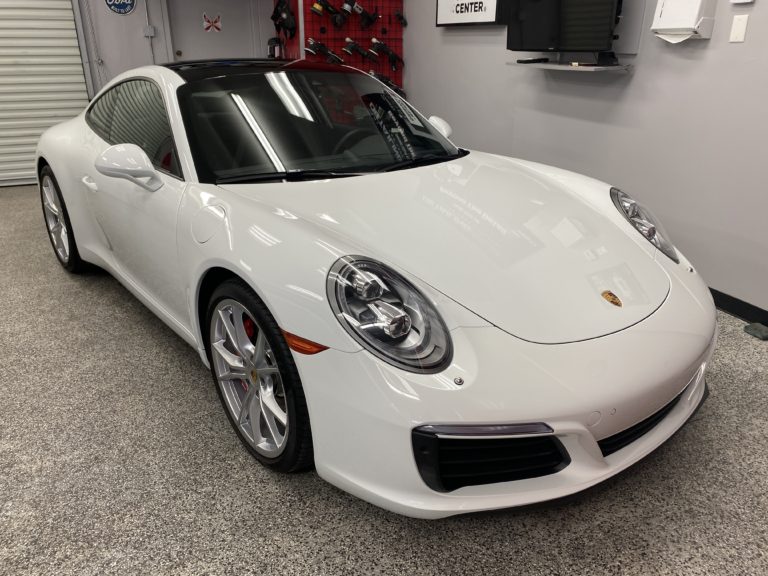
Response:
[283,331,329,355]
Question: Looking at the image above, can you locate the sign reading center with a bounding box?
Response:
[436,0,499,26]
[105,0,137,16]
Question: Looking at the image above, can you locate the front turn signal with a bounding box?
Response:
[283,331,329,355]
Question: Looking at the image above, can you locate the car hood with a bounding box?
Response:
[221,152,670,344]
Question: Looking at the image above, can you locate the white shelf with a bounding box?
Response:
[507,62,633,73]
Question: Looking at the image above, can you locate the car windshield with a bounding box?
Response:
[177,68,462,183]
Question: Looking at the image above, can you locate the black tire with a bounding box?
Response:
[39,165,86,273]
[205,278,314,473]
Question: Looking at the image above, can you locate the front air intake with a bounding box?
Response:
[412,427,570,493]
[598,390,685,457]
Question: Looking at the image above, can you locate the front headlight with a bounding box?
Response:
[327,256,453,373]
[611,188,679,263]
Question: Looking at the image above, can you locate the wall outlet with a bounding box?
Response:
[729,14,749,42]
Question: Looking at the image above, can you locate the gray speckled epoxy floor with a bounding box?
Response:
[1,185,767,576]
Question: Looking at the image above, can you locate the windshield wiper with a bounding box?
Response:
[215,150,469,183]
[216,170,366,185]
[377,150,469,173]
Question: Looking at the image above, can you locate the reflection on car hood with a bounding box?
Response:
[222,152,670,344]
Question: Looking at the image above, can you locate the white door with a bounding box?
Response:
[77,0,159,91]
[167,0,275,61]
[81,78,188,322]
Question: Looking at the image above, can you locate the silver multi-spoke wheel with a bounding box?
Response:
[41,175,70,264]
[207,280,313,472]
[210,299,289,457]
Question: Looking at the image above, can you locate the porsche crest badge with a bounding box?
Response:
[601,290,623,307]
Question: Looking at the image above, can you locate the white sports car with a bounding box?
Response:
[36,60,716,519]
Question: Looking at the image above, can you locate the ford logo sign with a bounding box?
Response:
[105,0,137,15]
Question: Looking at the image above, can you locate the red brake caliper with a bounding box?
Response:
[243,316,255,340]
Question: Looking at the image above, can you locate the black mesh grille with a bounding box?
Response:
[598,391,684,457]
[412,430,570,492]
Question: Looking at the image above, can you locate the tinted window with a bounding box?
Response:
[177,70,459,183]
[86,87,119,142]
[110,80,181,178]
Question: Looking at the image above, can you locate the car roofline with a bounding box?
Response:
[162,59,360,83]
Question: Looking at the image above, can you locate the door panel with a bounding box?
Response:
[89,166,188,323]
[82,79,188,324]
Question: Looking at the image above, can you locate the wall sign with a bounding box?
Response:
[436,0,500,26]
[203,13,222,32]
[104,0,137,16]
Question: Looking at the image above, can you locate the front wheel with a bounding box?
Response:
[206,279,313,472]
[39,165,85,273]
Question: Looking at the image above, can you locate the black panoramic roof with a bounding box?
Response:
[163,59,353,82]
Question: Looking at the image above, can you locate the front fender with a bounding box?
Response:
[179,184,365,355]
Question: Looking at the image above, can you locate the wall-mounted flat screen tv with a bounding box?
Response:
[504,0,621,53]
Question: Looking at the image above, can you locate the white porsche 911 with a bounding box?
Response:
[35,60,716,519]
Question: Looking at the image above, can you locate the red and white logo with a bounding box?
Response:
[203,13,221,32]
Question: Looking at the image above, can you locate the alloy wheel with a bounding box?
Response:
[41,175,70,264]
[210,299,289,457]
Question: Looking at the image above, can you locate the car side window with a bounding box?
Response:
[86,87,119,143]
[109,80,182,179]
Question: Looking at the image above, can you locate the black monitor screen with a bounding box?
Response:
[505,0,619,53]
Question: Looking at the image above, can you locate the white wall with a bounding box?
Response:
[77,0,277,92]
[404,1,768,311]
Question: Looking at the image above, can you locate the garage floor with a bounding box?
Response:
[1,185,767,576]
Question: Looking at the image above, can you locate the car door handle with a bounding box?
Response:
[82,175,98,192]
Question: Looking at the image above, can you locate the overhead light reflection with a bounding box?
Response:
[231,93,286,172]
[239,259,253,272]
[286,284,324,301]
[314,239,343,258]
[249,225,282,247]
[274,207,299,220]
[265,72,315,122]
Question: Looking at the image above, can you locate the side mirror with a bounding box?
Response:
[95,144,163,192]
[428,116,453,140]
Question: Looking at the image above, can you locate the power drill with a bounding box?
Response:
[310,0,338,17]
[332,2,354,27]
[305,38,344,64]
[353,3,380,29]
[343,37,377,61]
[369,38,404,71]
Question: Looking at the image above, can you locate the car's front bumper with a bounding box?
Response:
[294,261,718,519]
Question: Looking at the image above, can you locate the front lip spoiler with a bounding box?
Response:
[450,382,712,518]
[410,380,710,497]
[689,380,710,420]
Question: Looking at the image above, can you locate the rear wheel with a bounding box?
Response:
[206,279,313,472]
[39,165,85,273]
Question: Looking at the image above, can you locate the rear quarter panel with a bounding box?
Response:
[36,114,109,268]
